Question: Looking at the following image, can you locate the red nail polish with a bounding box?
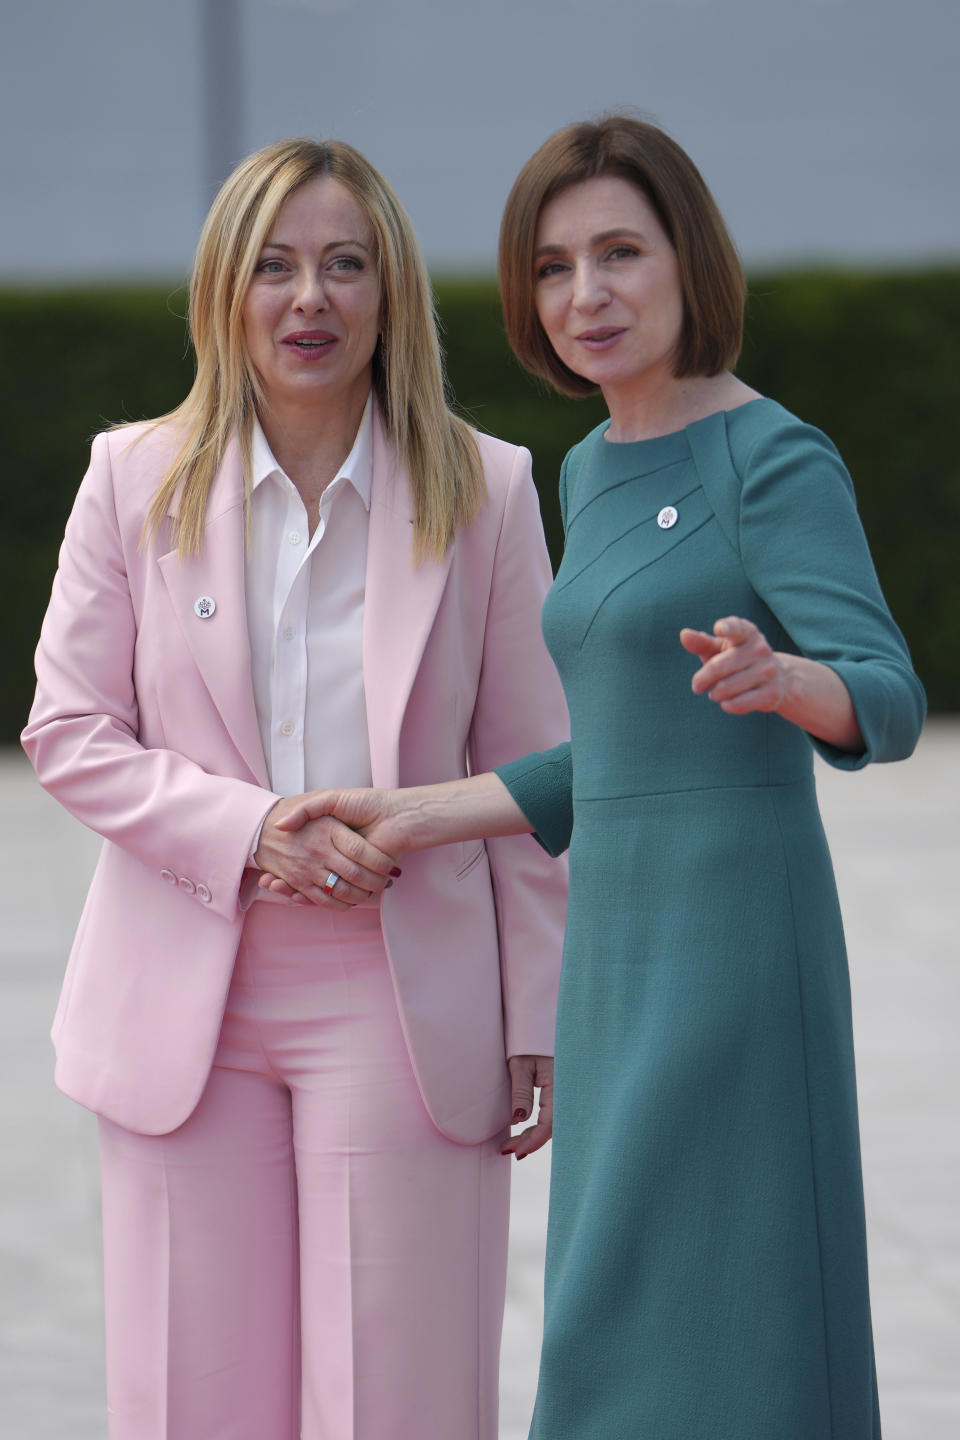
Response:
[390,867,402,878]
[513,1109,528,1122]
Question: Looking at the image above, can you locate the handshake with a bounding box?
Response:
[253,787,406,909]
[252,772,528,909]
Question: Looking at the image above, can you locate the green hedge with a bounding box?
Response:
[3,270,957,742]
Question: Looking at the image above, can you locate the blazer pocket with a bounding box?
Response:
[455,842,487,880]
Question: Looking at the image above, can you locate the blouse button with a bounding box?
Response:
[280,721,295,737]
[288,531,302,545]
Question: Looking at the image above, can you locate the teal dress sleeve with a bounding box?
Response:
[495,741,573,857]
[725,405,927,769]
[493,453,574,856]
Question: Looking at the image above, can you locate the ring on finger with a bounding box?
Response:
[321,870,341,897]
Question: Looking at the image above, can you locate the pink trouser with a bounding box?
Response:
[97,901,511,1440]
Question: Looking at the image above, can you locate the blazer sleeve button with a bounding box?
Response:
[178,877,197,895]
[160,869,176,884]
[196,884,212,904]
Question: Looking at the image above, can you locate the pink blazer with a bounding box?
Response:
[22,410,569,1142]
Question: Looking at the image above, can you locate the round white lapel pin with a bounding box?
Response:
[657,506,679,530]
[194,595,216,619]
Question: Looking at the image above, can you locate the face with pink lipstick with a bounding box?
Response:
[532,175,684,409]
[241,174,381,418]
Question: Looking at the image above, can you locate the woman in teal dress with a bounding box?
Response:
[264,118,925,1438]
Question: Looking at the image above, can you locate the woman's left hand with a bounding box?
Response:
[501,1055,554,1159]
[681,615,864,749]
[680,616,786,714]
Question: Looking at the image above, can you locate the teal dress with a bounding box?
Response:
[497,400,925,1440]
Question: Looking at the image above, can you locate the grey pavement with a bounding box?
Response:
[1,726,958,1439]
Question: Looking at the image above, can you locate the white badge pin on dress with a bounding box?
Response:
[194,595,217,619]
[657,506,678,530]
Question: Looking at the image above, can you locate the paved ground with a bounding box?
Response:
[1,725,958,1438]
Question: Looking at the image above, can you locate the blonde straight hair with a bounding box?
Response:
[144,138,484,561]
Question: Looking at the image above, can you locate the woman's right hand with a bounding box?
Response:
[254,792,402,909]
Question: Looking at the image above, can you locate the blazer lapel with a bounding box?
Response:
[363,412,453,788]
[157,438,270,789]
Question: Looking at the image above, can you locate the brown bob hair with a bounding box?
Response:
[498,116,746,397]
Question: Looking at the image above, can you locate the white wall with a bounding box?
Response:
[3,0,958,280]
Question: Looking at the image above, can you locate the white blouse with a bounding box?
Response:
[245,395,374,802]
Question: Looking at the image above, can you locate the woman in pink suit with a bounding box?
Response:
[22,137,568,1440]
